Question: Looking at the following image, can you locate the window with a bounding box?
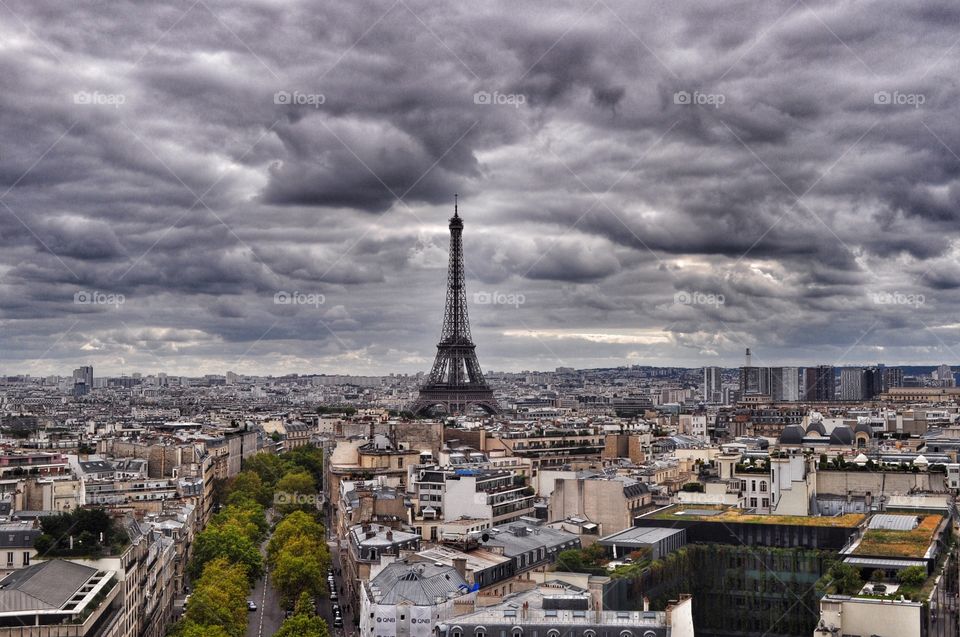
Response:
[751,480,756,491]
[22,552,29,566]
[5,552,12,566]
[762,498,769,508]
[750,498,757,507]
[759,482,767,492]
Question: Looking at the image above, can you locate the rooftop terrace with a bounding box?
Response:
[851,514,944,559]
[646,505,866,527]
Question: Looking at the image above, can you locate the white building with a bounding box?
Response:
[360,560,474,637]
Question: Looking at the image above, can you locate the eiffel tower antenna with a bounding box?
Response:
[409,196,499,416]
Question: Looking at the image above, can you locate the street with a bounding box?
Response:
[245,563,284,637]
[244,507,349,637]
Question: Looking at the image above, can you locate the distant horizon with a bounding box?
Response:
[5,361,958,380]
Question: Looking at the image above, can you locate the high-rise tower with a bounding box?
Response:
[409,197,499,416]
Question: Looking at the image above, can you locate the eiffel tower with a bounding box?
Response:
[409,196,500,416]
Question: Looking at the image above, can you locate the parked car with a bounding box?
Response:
[333,616,344,628]
[247,600,257,611]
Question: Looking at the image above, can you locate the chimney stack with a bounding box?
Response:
[643,596,650,612]
[745,348,752,367]
[453,557,467,580]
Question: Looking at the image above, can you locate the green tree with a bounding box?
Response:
[268,511,326,567]
[183,557,249,637]
[226,471,273,508]
[189,524,263,581]
[212,501,269,543]
[281,446,325,486]
[272,538,328,606]
[818,562,863,595]
[275,592,329,637]
[244,453,292,488]
[274,471,317,514]
[898,565,927,588]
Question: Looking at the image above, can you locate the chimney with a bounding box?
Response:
[386,530,393,541]
[745,348,752,367]
[453,557,467,580]
[643,597,650,612]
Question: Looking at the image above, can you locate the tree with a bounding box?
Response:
[226,471,273,508]
[281,446,325,486]
[275,592,329,637]
[268,511,326,567]
[818,562,863,596]
[212,501,269,543]
[244,453,292,488]
[274,471,317,514]
[898,565,927,588]
[272,538,328,606]
[189,524,263,582]
[183,557,249,637]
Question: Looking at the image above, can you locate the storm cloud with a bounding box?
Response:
[1,0,960,375]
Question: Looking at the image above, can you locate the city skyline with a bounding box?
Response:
[3,2,960,376]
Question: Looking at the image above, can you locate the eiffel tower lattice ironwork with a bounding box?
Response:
[409,196,500,416]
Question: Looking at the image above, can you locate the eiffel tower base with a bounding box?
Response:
[409,386,500,416]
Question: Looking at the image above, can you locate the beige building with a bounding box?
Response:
[548,473,652,539]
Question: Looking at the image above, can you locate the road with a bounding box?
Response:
[245,507,350,637]
[247,513,284,637]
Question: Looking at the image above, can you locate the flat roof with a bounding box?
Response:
[643,505,865,527]
[598,526,685,546]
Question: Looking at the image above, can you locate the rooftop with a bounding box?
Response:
[851,514,943,559]
[644,505,865,527]
[368,560,470,605]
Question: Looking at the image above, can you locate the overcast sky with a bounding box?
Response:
[2,0,960,377]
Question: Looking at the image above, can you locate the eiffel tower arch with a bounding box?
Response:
[409,197,500,416]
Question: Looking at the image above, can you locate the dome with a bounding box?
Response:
[913,454,929,466]
[779,424,805,445]
[806,420,828,436]
[829,425,853,446]
[854,421,873,437]
[853,453,869,465]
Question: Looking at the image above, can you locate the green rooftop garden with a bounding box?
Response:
[647,505,865,527]
[852,514,943,558]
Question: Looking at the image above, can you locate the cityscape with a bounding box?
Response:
[3,2,960,637]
